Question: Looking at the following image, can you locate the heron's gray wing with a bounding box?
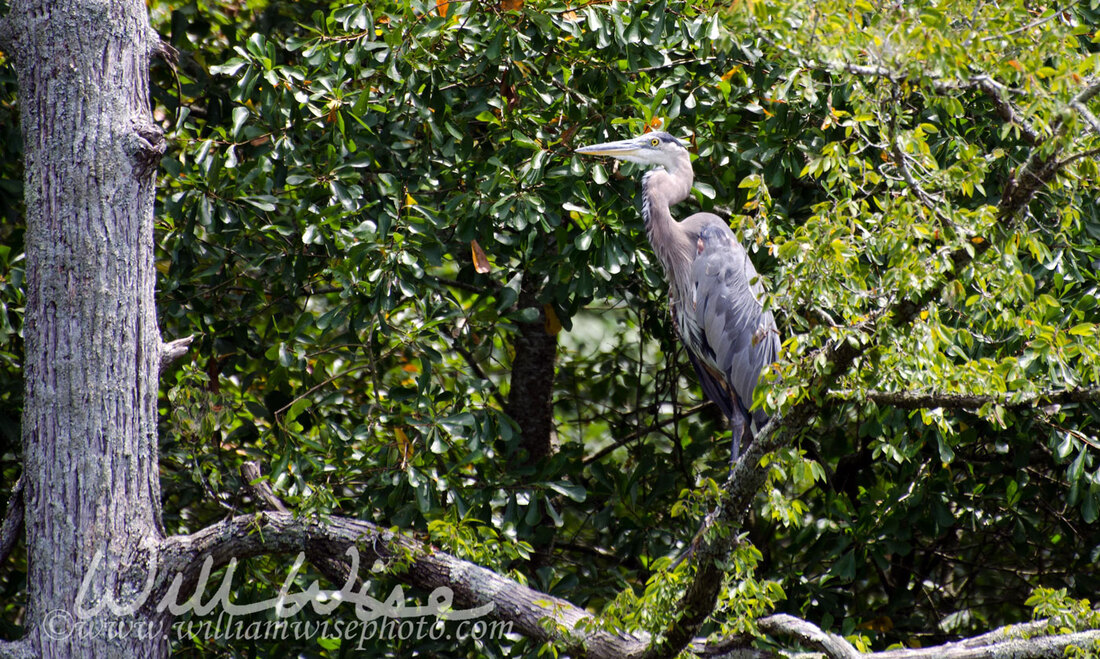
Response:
[670,299,737,422]
[691,240,778,426]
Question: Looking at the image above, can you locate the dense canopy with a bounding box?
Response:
[1,0,1098,656]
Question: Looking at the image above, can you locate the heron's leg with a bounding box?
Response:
[729,410,745,465]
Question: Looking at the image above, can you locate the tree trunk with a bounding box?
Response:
[505,285,558,464]
[7,0,168,655]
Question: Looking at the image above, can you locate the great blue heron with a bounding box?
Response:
[576,131,779,462]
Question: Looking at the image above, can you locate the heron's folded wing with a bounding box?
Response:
[693,245,775,423]
[671,299,738,422]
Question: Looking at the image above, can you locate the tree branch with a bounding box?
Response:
[159,335,194,372]
[239,461,360,587]
[831,386,1100,410]
[0,476,24,568]
[752,613,1100,659]
[240,462,288,513]
[758,614,861,659]
[1001,78,1100,212]
[159,512,654,658]
[641,413,795,658]
[1069,100,1100,136]
[972,75,1040,145]
[155,510,1100,658]
[0,15,14,54]
[0,639,33,659]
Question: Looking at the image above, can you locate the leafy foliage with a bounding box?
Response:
[0,0,1098,655]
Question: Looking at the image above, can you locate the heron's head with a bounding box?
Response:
[575,131,689,170]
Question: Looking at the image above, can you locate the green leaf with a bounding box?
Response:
[546,480,587,502]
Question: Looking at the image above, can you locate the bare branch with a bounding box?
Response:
[159,512,654,659]
[871,628,1100,658]
[1056,145,1100,170]
[979,4,1074,42]
[890,141,942,208]
[453,342,508,410]
[757,614,861,659]
[240,462,288,513]
[0,476,24,567]
[159,335,194,372]
[0,639,33,659]
[642,414,795,658]
[831,386,1100,410]
[751,613,1100,659]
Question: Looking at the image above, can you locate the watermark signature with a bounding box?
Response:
[42,609,513,646]
[43,545,503,646]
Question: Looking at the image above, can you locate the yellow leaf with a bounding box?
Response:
[395,427,413,463]
[971,236,985,244]
[405,193,417,207]
[920,310,929,320]
[501,0,523,10]
[471,239,491,273]
[436,0,450,16]
[720,66,741,82]
[645,117,663,131]
[544,304,561,335]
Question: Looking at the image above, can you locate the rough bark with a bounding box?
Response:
[8,0,168,655]
[505,284,558,463]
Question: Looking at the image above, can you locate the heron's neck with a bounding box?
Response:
[641,159,694,291]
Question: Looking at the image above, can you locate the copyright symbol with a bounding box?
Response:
[42,609,74,641]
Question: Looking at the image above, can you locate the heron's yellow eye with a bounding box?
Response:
[650,138,660,146]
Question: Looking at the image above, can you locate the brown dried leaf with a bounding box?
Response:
[471,240,491,274]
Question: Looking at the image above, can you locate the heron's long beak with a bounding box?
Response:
[575,137,645,158]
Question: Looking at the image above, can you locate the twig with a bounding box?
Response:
[0,476,24,568]
[241,462,289,513]
[582,402,712,466]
